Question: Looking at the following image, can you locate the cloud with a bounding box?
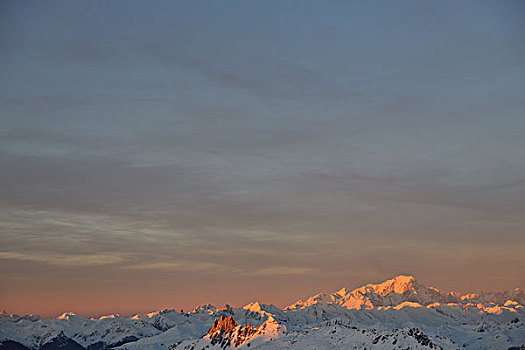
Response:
[1,95,79,110]
[0,207,183,255]
[122,260,238,274]
[243,266,317,277]
[141,39,353,105]
[0,251,128,266]
[0,1,524,305]
[123,260,317,277]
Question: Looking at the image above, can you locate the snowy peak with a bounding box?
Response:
[98,314,120,320]
[287,275,427,311]
[2,275,524,350]
[56,312,77,320]
[285,292,341,310]
[192,303,217,314]
[368,275,418,295]
[287,275,524,312]
[243,301,263,313]
[335,287,348,296]
[243,302,285,318]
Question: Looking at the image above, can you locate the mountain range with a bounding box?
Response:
[1,275,524,349]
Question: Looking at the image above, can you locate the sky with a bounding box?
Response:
[1,0,524,318]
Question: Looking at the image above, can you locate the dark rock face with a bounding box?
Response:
[206,315,259,348]
[40,334,84,350]
[86,336,139,350]
[0,333,139,350]
[207,315,237,348]
[85,343,105,350]
[208,315,238,336]
[0,341,30,350]
[406,328,440,349]
[231,324,257,348]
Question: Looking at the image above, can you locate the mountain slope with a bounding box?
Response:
[170,314,287,349]
[2,275,524,350]
[286,275,525,312]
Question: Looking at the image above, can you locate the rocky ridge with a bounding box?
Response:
[1,275,524,350]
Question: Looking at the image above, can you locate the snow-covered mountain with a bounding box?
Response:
[1,275,524,349]
[287,275,525,312]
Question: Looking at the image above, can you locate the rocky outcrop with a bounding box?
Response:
[40,333,84,350]
[204,315,286,348]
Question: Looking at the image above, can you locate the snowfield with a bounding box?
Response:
[1,275,524,349]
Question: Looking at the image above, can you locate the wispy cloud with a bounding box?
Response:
[0,251,129,266]
[1,0,524,313]
[122,260,237,273]
[243,266,317,277]
[123,259,317,277]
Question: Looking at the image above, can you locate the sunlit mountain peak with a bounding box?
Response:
[243,301,263,313]
[57,312,77,320]
[367,275,419,295]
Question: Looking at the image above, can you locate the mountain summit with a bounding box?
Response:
[287,274,524,311]
[2,275,523,350]
[369,275,419,295]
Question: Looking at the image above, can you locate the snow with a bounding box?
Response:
[57,312,77,320]
[2,275,524,350]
